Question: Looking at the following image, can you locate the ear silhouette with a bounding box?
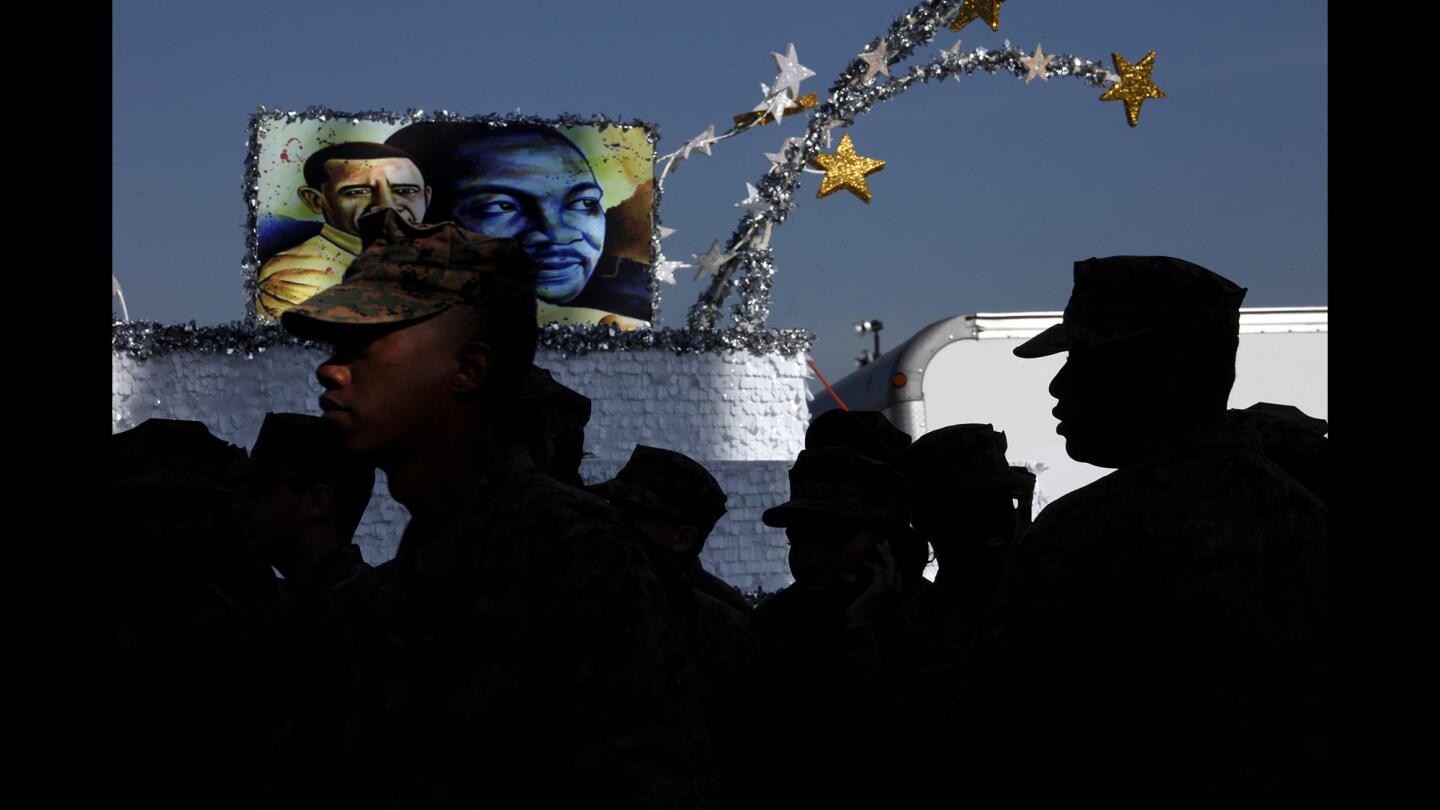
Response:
[453,340,493,397]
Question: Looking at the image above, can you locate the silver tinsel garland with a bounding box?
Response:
[686,0,1118,332]
[112,319,814,360]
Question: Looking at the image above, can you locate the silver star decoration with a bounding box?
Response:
[762,90,792,125]
[765,136,805,168]
[1020,43,1051,84]
[942,39,965,83]
[770,42,816,99]
[856,41,891,84]
[735,183,769,217]
[692,240,734,282]
[658,226,678,241]
[653,256,689,286]
[752,83,775,112]
[678,125,717,161]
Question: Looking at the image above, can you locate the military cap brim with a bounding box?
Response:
[760,499,901,529]
[762,500,926,551]
[280,278,454,341]
[1013,321,1151,359]
[588,479,689,522]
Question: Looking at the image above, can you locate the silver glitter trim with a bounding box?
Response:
[113,319,814,360]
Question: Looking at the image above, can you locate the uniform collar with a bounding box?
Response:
[318,224,363,256]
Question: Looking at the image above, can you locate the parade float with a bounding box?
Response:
[113,0,1161,593]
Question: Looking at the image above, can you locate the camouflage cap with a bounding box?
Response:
[589,445,727,530]
[515,366,592,431]
[804,409,912,463]
[245,412,376,487]
[281,208,538,340]
[762,446,910,530]
[901,423,1028,496]
[1015,256,1248,359]
[113,418,248,495]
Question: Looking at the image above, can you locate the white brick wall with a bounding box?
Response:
[112,346,808,592]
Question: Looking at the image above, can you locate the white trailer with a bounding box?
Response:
[811,307,1328,512]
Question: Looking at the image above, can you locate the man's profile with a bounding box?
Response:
[970,256,1328,802]
[266,210,710,808]
[385,121,652,328]
[256,142,430,319]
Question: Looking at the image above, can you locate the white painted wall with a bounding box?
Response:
[112,346,809,593]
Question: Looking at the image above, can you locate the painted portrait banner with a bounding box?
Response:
[247,112,657,329]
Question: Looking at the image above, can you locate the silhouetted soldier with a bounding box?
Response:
[269,210,712,809]
[1230,401,1328,507]
[107,418,266,809]
[750,446,956,808]
[239,412,376,607]
[590,445,753,615]
[971,256,1328,801]
[803,408,929,582]
[899,423,1034,656]
[505,365,592,488]
[236,411,377,781]
[589,444,760,809]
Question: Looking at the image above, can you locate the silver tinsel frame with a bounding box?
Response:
[685,0,1120,332]
[242,107,665,326]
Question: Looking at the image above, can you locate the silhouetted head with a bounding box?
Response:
[764,447,926,587]
[1016,256,1247,468]
[112,418,249,567]
[505,365,592,487]
[282,210,538,469]
[237,412,376,570]
[900,423,1029,566]
[1229,401,1328,504]
[589,445,728,559]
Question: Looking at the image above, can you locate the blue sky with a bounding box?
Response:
[113,0,1326,383]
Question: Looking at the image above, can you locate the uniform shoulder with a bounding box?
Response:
[751,583,801,621]
[694,569,755,615]
[695,589,752,631]
[502,466,633,527]
[487,466,658,574]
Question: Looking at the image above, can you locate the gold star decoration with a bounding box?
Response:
[733,92,819,129]
[809,133,886,203]
[948,0,1003,33]
[1099,50,1166,127]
